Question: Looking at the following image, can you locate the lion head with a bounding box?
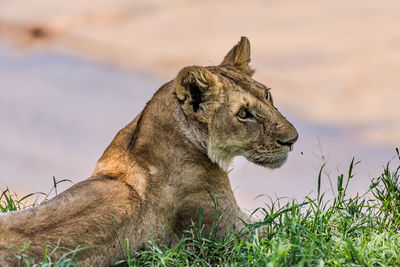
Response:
[174,37,298,170]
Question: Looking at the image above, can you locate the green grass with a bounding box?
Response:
[1,149,400,266]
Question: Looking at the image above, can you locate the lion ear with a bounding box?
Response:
[220,36,255,76]
[175,66,220,112]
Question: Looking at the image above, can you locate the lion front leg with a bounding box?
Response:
[174,197,245,239]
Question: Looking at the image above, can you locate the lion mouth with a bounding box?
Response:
[245,151,289,169]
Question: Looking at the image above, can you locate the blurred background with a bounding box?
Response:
[0,0,398,211]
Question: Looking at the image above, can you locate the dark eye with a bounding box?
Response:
[265,90,271,101]
[265,89,273,104]
[237,108,253,120]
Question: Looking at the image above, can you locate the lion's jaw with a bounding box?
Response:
[243,147,290,169]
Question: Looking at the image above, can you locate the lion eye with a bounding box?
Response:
[237,109,253,120]
[265,89,273,104]
[265,90,271,101]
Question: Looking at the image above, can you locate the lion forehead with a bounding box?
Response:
[210,67,269,103]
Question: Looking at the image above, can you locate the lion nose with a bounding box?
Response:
[276,133,298,147]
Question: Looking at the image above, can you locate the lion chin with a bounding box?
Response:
[246,152,289,169]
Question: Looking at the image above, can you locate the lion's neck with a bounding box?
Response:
[93,82,228,195]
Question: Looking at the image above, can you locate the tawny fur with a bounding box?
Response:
[0,37,298,266]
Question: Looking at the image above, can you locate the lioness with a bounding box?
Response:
[0,37,298,266]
